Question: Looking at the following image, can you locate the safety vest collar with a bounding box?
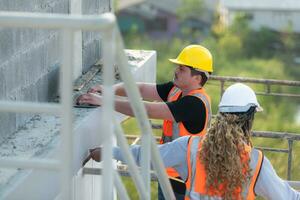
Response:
[162,86,212,143]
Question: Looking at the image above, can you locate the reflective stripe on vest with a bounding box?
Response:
[185,136,263,200]
[161,86,211,143]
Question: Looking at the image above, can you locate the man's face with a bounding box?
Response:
[173,65,194,89]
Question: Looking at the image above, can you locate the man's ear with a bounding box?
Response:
[194,74,202,85]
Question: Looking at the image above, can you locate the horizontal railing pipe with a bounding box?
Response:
[210,75,300,86]
[0,101,61,115]
[0,158,60,170]
[256,147,289,153]
[85,166,300,191]
[252,131,300,140]
[0,12,115,31]
[287,181,300,190]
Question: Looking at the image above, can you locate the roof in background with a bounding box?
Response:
[146,0,181,14]
[221,0,300,10]
[117,0,181,14]
[117,0,145,10]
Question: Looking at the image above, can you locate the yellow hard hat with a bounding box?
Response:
[169,45,213,72]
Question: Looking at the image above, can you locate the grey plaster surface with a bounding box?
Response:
[0,0,112,144]
[0,49,155,197]
[0,0,68,144]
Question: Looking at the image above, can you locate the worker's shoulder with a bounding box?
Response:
[180,95,206,106]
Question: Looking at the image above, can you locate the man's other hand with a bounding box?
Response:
[77,93,102,106]
[82,147,102,166]
[88,85,102,93]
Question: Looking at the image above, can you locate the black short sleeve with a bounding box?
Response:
[166,96,206,134]
[156,81,174,101]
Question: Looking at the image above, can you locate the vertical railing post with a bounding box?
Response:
[70,0,83,80]
[113,118,150,199]
[265,82,271,94]
[287,139,293,180]
[101,27,116,200]
[115,30,151,198]
[60,28,74,200]
[220,80,225,100]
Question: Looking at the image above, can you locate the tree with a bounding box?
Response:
[177,0,205,21]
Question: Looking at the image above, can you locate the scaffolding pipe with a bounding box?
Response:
[0,158,60,170]
[113,171,130,200]
[115,32,151,197]
[101,29,115,200]
[115,29,175,200]
[60,29,74,200]
[210,75,300,86]
[288,181,300,190]
[113,118,149,199]
[0,12,115,31]
[0,101,61,115]
[150,136,176,200]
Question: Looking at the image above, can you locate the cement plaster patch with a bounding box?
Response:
[0,49,155,197]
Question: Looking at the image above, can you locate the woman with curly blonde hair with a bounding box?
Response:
[199,107,256,200]
[84,83,300,200]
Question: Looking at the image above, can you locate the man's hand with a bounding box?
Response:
[82,147,102,166]
[87,85,102,93]
[77,93,102,106]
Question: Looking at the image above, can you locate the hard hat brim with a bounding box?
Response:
[169,58,184,66]
[169,58,213,74]
[219,104,263,113]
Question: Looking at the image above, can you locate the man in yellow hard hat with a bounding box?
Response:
[78,44,213,199]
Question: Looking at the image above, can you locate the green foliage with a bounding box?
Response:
[218,33,242,59]
[176,0,205,21]
[243,27,281,58]
[228,12,251,37]
[120,177,158,200]
[281,21,296,52]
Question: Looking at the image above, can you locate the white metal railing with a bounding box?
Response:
[0,12,175,199]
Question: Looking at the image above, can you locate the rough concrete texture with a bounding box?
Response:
[0,29,61,142]
[0,0,112,143]
[82,0,111,72]
[0,50,155,198]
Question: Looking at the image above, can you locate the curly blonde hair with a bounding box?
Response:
[200,108,255,200]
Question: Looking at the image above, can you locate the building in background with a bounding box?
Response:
[220,0,300,33]
[116,0,218,38]
[116,0,180,38]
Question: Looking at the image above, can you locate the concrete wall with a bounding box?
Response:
[82,0,111,73]
[0,50,157,200]
[0,0,111,143]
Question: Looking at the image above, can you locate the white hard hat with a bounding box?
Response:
[219,83,263,113]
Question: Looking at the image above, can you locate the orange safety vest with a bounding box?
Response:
[161,86,211,178]
[185,136,263,200]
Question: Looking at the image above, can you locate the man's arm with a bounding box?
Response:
[115,97,174,120]
[77,93,174,120]
[84,136,190,170]
[88,82,163,102]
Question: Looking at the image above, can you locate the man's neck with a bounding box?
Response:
[181,85,202,96]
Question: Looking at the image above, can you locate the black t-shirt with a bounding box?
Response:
[156,82,207,134]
